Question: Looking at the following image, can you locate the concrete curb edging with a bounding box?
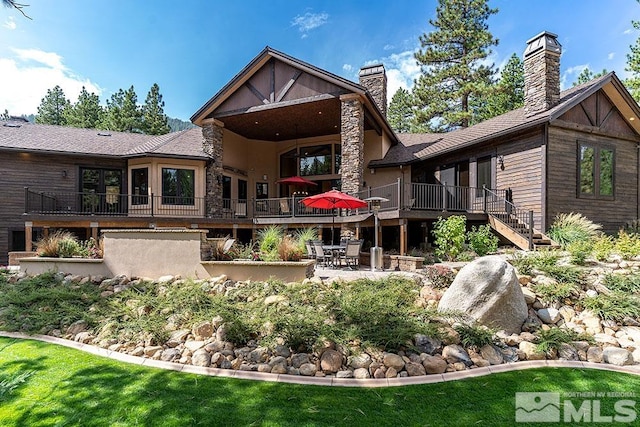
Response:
[2,331,639,387]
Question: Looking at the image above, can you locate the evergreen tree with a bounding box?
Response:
[141,83,170,135]
[412,0,499,132]
[626,3,640,101]
[387,87,415,133]
[64,86,103,129]
[35,85,70,126]
[1,109,9,120]
[573,67,608,86]
[101,86,142,132]
[470,53,524,124]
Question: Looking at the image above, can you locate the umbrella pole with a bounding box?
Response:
[331,208,335,244]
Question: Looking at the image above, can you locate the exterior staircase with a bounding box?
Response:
[483,189,558,251]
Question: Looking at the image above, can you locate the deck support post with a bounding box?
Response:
[25,221,33,252]
[399,219,407,256]
[528,210,534,250]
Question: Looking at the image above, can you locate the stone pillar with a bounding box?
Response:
[359,64,387,117]
[523,31,562,117]
[340,94,364,195]
[202,118,224,217]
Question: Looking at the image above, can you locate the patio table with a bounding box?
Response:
[322,244,346,268]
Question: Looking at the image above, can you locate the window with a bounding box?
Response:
[222,176,231,210]
[300,144,332,176]
[579,143,614,198]
[162,168,195,205]
[131,167,148,205]
[80,167,123,213]
[476,157,492,191]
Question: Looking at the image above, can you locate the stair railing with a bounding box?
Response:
[483,186,534,250]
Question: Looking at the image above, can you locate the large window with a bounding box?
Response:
[476,157,493,191]
[162,168,195,205]
[131,167,148,205]
[300,145,332,176]
[579,143,614,198]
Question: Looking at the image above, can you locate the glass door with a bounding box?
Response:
[80,168,123,213]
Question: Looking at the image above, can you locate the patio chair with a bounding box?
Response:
[312,240,331,268]
[305,240,316,259]
[341,239,363,270]
[279,199,291,215]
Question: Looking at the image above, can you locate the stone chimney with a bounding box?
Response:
[359,64,387,117]
[523,31,562,117]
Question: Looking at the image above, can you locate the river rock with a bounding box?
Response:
[438,256,527,334]
[603,347,633,366]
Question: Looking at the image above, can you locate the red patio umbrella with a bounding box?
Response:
[300,189,368,243]
[276,176,318,186]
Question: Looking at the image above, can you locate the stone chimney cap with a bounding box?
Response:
[359,64,385,77]
[524,31,561,58]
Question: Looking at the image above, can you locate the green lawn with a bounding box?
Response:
[0,337,638,426]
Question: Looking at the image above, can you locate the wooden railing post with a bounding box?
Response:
[528,210,534,251]
[442,182,447,211]
[151,193,155,217]
[483,185,488,213]
[397,177,402,210]
[291,195,295,217]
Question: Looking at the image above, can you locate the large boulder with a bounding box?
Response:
[438,256,528,334]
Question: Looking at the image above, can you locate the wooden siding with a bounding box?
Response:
[0,151,126,264]
[558,90,636,137]
[546,125,638,234]
[496,131,545,230]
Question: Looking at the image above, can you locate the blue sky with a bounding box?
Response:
[2,0,640,121]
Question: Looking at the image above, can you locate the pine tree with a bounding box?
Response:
[470,53,524,124]
[101,86,142,132]
[626,4,640,101]
[388,88,415,133]
[412,0,498,132]
[573,67,608,86]
[1,109,9,120]
[64,86,103,129]
[35,85,70,126]
[141,83,170,135]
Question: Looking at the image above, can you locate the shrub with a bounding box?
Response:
[535,327,591,354]
[582,292,640,321]
[467,224,499,256]
[508,250,560,276]
[424,265,456,289]
[278,235,304,261]
[454,323,495,350]
[567,239,591,265]
[602,273,640,294]
[623,218,640,235]
[432,215,467,261]
[539,265,586,286]
[294,227,318,256]
[547,212,602,249]
[36,230,87,258]
[257,225,284,261]
[228,241,258,260]
[592,234,614,261]
[530,282,579,304]
[614,230,640,260]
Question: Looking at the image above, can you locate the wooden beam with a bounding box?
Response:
[276,70,302,103]
[270,58,276,103]
[399,219,407,256]
[246,82,269,104]
[25,222,32,252]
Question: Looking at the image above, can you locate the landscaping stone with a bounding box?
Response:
[160,348,181,362]
[66,320,88,336]
[291,353,310,368]
[557,343,580,361]
[320,349,342,373]
[192,321,214,339]
[438,256,527,334]
[192,349,211,367]
[422,354,447,374]
[480,344,504,365]
[519,341,546,360]
[603,347,633,366]
[415,334,441,355]
[336,370,353,379]
[383,353,405,371]
[348,353,372,369]
[521,287,536,304]
[353,367,371,379]
[442,344,472,366]
[299,363,317,376]
[537,308,561,324]
[405,362,426,376]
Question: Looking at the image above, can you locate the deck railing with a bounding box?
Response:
[24,182,511,220]
[483,187,534,250]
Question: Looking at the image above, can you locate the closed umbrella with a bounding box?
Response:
[300,189,368,243]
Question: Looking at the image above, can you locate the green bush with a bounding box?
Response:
[467,224,499,256]
[530,282,579,304]
[582,292,640,321]
[548,212,602,249]
[567,239,591,265]
[294,227,318,256]
[257,225,284,261]
[535,327,591,354]
[539,265,586,286]
[592,235,614,261]
[36,230,89,258]
[453,323,495,350]
[602,273,640,294]
[614,230,640,260]
[508,250,560,276]
[432,215,467,261]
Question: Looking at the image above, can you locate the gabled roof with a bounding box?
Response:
[370,72,640,167]
[190,46,398,144]
[0,121,207,160]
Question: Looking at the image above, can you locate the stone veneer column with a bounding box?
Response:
[523,31,562,117]
[201,118,224,217]
[340,94,364,196]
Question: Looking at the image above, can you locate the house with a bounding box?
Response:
[2,31,640,265]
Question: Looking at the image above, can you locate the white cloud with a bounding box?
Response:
[0,48,102,116]
[561,64,588,89]
[380,49,422,100]
[608,52,615,60]
[291,12,328,38]
[342,63,353,72]
[3,17,16,30]
[624,28,634,35]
